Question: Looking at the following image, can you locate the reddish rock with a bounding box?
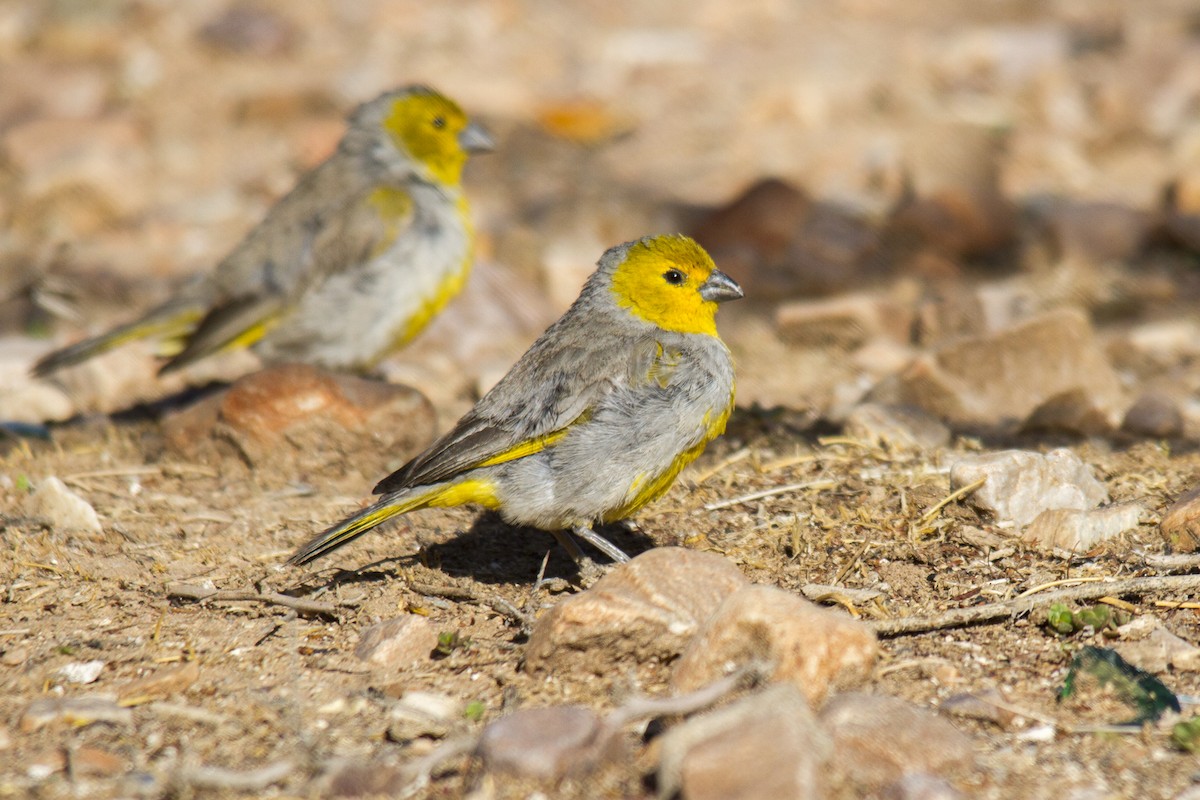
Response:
[73,746,126,777]
[353,616,438,668]
[161,364,435,469]
[775,293,912,350]
[1121,392,1184,439]
[672,584,878,706]
[1161,486,1200,553]
[524,548,749,673]
[821,693,975,792]
[477,706,609,780]
[198,4,298,56]
[871,309,1124,431]
[691,178,877,300]
[658,684,829,800]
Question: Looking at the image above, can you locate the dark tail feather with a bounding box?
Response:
[287,492,421,566]
[32,304,203,377]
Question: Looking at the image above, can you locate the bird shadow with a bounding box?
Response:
[421,511,655,586]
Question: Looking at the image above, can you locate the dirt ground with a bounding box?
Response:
[7,0,1200,798]
[5,412,1200,798]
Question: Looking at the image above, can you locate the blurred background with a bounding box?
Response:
[3,0,1200,437]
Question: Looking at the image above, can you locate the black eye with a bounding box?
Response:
[663,269,685,285]
[431,115,446,129]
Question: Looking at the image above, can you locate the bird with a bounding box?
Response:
[32,85,492,378]
[288,233,743,570]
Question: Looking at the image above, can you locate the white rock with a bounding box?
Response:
[56,660,105,685]
[26,477,103,534]
[1020,503,1142,552]
[949,448,1107,527]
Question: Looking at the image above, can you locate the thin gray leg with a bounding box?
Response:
[571,526,631,563]
[549,529,587,563]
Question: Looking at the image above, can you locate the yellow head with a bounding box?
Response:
[381,88,493,186]
[609,235,743,336]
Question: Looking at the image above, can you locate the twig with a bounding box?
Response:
[703,479,836,511]
[801,583,882,605]
[604,664,761,731]
[177,758,294,791]
[408,581,532,631]
[870,574,1200,636]
[919,476,986,523]
[1136,551,1200,573]
[166,584,345,617]
[1015,576,1105,598]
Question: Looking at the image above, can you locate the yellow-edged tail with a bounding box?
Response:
[287,497,411,566]
[287,478,499,566]
[32,305,203,378]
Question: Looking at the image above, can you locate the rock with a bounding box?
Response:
[1111,319,1200,371]
[0,724,9,750]
[27,748,67,780]
[1026,198,1155,268]
[672,585,878,706]
[843,403,951,451]
[1115,616,1200,673]
[1163,177,1200,253]
[1021,388,1114,436]
[690,178,877,300]
[870,309,1124,432]
[657,683,830,800]
[1121,393,1184,438]
[388,690,461,742]
[197,4,297,56]
[25,476,102,534]
[117,661,200,702]
[476,705,608,780]
[883,187,1016,265]
[524,548,749,673]
[19,694,132,733]
[1020,503,1142,552]
[73,746,126,777]
[56,659,105,685]
[1159,486,1200,553]
[161,364,435,470]
[775,293,911,350]
[319,761,409,796]
[821,693,974,792]
[353,616,438,669]
[0,337,75,422]
[1,645,29,667]
[949,448,1108,528]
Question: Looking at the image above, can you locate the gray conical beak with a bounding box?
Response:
[700,269,744,303]
[459,122,494,154]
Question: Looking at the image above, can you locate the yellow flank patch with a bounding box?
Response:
[424,478,501,510]
[604,401,733,522]
[367,186,413,256]
[383,91,471,186]
[610,235,720,336]
[387,259,472,354]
